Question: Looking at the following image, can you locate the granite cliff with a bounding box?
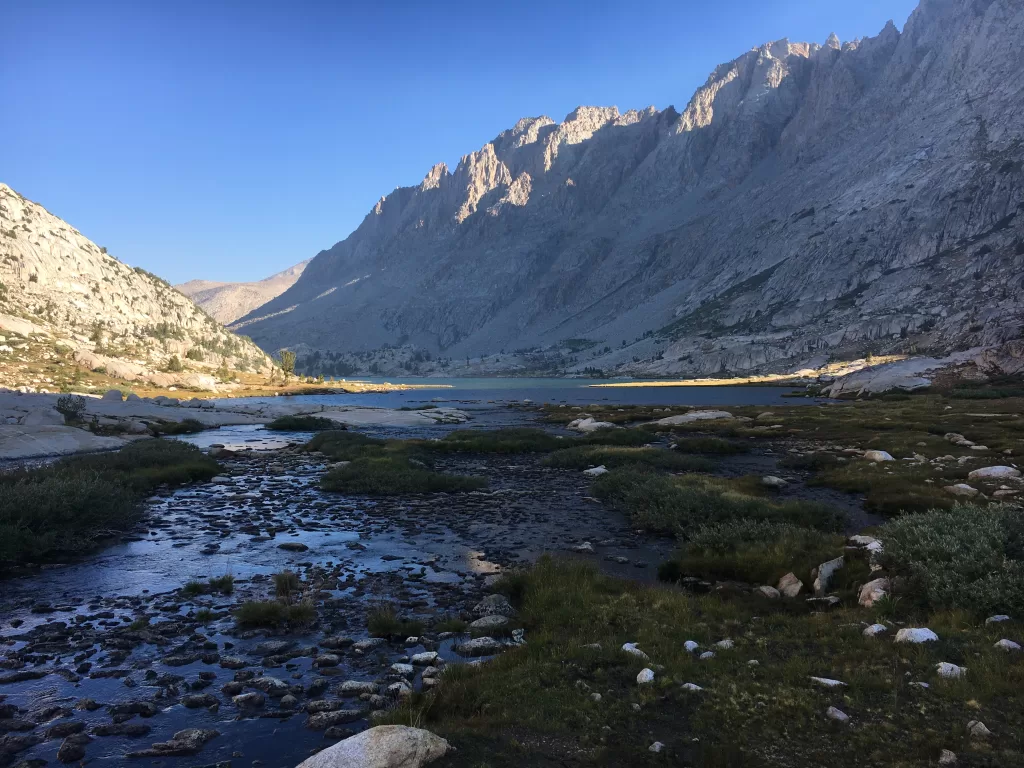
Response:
[208,0,1024,378]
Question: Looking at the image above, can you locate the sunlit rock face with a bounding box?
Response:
[0,183,272,387]
[241,0,1024,377]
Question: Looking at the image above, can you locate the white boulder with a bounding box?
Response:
[863,450,894,462]
[655,410,733,426]
[967,466,1021,481]
[895,628,938,644]
[294,725,450,768]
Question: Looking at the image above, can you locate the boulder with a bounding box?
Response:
[452,637,505,657]
[858,578,889,608]
[813,556,844,596]
[655,410,733,426]
[944,484,979,498]
[967,720,991,738]
[567,417,616,433]
[826,706,850,723]
[294,726,450,768]
[469,615,508,632]
[863,450,894,462]
[862,623,888,637]
[102,389,124,401]
[994,639,1021,652]
[472,594,515,617]
[895,628,938,644]
[755,586,780,599]
[968,466,1021,481]
[761,475,787,489]
[583,465,609,476]
[636,668,655,684]
[777,572,803,598]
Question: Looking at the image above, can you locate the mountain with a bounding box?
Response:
[0,183,272,391]
[177,261,310,324]
[238,0,1024,379]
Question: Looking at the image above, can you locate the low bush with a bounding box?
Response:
[150,418,205,435]
[658,519,846,586]
[668,437,749,455]
[321,456,487,495]
[182,574,235,597]
[304,430,387,461]
[429,428,568,454]
[811,462,957,515]
[368,606,424,638]
[543,446,713,472]
[593,469,842,536]
[55,394,87,423]
[0,440,219,566]
[266,415,340,431]
[234,599,316,628]
[273,569,300,598]
[877,504,1024,616]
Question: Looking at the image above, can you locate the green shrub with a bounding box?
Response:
[0,440,218,566]
[182,574,234,597]
[150,418,205,435]
[55,394,87,423]
[877,504,1024,616]
[543,446,713,472]
[593,470,842,536]
[234,599,316,628]
[304,430,387,461]
[669,437,749,455]
[166,355,183,372]
[321,456,487,495]
[273,569,300,598]
[368,606,424,638]
[429,428,568,454]
[659,519,845,586]
[266,415,340,431]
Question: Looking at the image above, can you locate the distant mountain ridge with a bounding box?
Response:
[177,261,310,324]
[237,0,1024,378]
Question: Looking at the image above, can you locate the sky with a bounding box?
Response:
[1,0,919,285]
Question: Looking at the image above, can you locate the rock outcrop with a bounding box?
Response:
[238,0,1024,379]
[0,184,272,390]
[177,260,310,324]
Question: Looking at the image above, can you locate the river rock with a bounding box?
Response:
[469,615,508,632]
[232,692,265,708]
[127,728,219,757]
[294,725,450,768]
[248,676,290,697]
[761,475,787,489]
[583,465,609,476]
[338,680,378,696]
[453,637,504,657]
[306,709,365,730]
[472,594,514,617]
[181,693,217,709]
[567,417,616,432]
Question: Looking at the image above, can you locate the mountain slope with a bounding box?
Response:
[0,183,272,390]
[243,0,1023,378]
[177,260,310,324]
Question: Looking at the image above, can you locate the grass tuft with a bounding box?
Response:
[321,456,487,495]
[368,606,424,638]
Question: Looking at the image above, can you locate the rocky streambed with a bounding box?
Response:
[0,418,676,768]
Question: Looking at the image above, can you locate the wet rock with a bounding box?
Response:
[582,465,608,477]
[315,654,341,668]
[472,594,514,617]
[45,721,85,739]
[352,638,387,654]
[0,720,35,733]
[219,655,248,670]
[278,542,309,552]
[468,615,508,632]
[320,636,354,650]
[453,637,504,657]
[280,694,299,709]
[232,692,266,708]
[182,694,217,709]
[108,701,159,719]
[249,676,291,697]
[253,640,294,656]
[410,651,439,666]
[390,663,415,678]
[337,681,378,696]
[56,732,91,763]
[306,709,365,730]
[127,728,219,757]
[294,725,450,768]
[91,723,151,737]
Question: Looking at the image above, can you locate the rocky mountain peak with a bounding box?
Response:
[238,0,1024,381]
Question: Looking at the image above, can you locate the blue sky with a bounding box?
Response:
[1,0,918,284]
